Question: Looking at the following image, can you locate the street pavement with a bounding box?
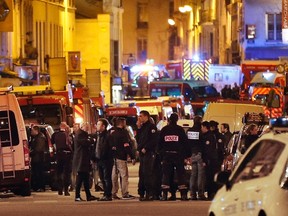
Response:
[0,162,211,216]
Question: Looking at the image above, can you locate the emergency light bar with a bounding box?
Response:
[269,117,288,128]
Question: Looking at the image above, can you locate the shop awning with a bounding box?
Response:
[245,46,288,60]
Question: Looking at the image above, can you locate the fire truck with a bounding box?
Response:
[12,85,74,130]
[72,87,105,127]
[241,60,280,89]
[105,104,140,130]
[149,79,220,116]
[250,71,286,118]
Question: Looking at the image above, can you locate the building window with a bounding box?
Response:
[137,2,148,29]
[266,13,282,41]
[137,38,147,63]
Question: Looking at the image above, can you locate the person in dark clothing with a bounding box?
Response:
[91,118,114,201]
[210,120,225,171]
[220,123,233,155]
[158,113,190,201]
[109,117,136,200]
[243,123,259,152]
[186,115,206,200]
[73,123,97,202]
[51,122,72,196]
[201,121,218,200]
[136,110,159,201]
[30,125,47,192]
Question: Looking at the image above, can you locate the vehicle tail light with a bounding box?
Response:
[23,139,30,167]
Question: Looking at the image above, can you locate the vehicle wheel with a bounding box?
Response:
[21,182,31,196]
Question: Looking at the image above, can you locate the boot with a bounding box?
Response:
[168,193,176,201]
[180,190,188,201]
[161,191,168,201]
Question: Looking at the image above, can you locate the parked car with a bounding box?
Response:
[209,116,288,216]
[26,124,58,191]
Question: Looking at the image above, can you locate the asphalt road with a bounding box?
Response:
[0,163,211,216]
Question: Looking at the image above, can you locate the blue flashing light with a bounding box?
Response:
[269,117,288,128]
[192,55,200,62]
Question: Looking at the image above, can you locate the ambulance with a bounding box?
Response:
[0,87,31,196]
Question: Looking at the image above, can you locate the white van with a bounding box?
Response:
[0,88,31,196]
[203,102,264,132]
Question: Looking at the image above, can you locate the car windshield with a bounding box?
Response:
[232,140,285,184]
[20,104,62,128]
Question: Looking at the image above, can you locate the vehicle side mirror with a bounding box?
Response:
[215,171,230,186]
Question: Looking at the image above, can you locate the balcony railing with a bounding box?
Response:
[199,9,215,24]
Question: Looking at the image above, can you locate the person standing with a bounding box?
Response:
[93,118,113,201]
[158,113,190,201]
[201,121,218,200]
[243,123,259,152]
[110,117,136,200]
[51,122,73,196]
[210,120,225,171]
[220,123,233,154]
[30,125,47,192]
[73,122,97,202]
[186,115,206,200]
[136,110,159,201]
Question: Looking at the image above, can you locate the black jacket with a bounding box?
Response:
[186,124,204,155]
[72,129,93,172]
[158,123,190,159]
[202,131,218,163]
[92,130,112,161]
[136,121,159,154]
[109,127,135,161]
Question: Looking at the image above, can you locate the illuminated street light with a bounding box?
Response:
[184,5,192,12]
[179,6,186,13]
[168,18,176,26]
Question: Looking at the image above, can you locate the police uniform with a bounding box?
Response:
[158,115,190,201]
[186,122,206,200]
[201,130,218,200]
[51,129,72,196]
[136,120,159,200]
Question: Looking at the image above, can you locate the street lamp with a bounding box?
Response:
[168,18,176,26]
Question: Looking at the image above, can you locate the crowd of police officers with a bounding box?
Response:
[29,110,229,202]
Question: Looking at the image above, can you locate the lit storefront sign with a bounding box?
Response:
[283,0,288,43]
[246,25,256,39]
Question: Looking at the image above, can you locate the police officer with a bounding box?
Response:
[201,121,218,200]
[209,120,225,171]
[158,113,190,201]
[51,122,72,196]
[186,115,206,200]
[136,110,159,201]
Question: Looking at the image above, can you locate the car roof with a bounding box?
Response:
[157,119,194,131]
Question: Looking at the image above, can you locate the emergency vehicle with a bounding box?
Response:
[12,85,74,130]
[105,104,140,130]
[0,87,31,196]
[149,79,220,116]
[241,60,279,89]
[249,71,286,118]
[72,87,105,127]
